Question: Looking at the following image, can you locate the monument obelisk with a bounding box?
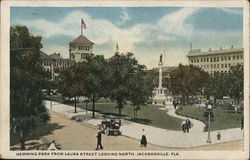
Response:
[152,54,167,105]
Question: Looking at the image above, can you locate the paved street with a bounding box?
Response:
[44,101,244,148]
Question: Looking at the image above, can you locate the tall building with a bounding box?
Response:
[187,45,243,75]
[39,51,75,81]
[69,34,94,63]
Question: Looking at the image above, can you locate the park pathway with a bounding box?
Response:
[165,101,205,133]
[44,100,243,148]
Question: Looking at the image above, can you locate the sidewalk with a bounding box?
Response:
[44,101,243,148]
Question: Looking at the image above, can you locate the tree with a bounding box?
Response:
[109,53,144,116]
[82,55,111,118]
[10,26,50,150]
[58,64,84,113]
[204,72,229,103]
[228,64,243,104]
[129,71,155,118]
[169,64,209,104]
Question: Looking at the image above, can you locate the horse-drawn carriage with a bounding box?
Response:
[98,115,122,136]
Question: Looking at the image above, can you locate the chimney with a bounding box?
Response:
[231,45,234,49]
[190,43,192,51]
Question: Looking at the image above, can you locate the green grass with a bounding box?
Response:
[46,96,183,130]
[79,103,182,131]
[176,106,243,131]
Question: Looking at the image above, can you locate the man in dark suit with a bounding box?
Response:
[241,116,244,130]
[96,131,103,150]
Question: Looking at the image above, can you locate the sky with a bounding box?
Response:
[10,7,243,68]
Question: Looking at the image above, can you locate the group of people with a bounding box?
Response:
[181,118,191,133]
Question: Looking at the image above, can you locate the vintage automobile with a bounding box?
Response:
[98,115,122,136]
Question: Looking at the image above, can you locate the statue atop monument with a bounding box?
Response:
[160,54,162,62]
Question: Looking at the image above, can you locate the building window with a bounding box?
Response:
[201,58,203,62]
[207,65,209,68]
[214,64,216,68]
[191,59,193,63]
[81,53,85,59]
[210,58,213,62]
[240,55,243,59]
[237,55,239,60]
[197,58,199,63]
[217,64,219,68]
[221,64,224,68]
[217,57,219,62]
[229,64,231,67]
[211,64,213,68]
[207,58,209,62]
[214,57,216,62]
[221,56,223,61]
[228,56,231,60]
[225,64,227,68]
[233,55,235,60]
[225,56,227,61]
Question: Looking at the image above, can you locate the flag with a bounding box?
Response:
[81,18,87,29]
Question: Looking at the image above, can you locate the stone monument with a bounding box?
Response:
[152,54,167,105]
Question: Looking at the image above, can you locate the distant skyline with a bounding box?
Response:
[11,7,243,68]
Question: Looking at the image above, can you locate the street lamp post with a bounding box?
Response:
[206,104,212,143]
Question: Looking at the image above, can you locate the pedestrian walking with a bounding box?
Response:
[185,120,190,133]
[241,116,244,130]
[186,118,191,129]
[181,121,186,133]
[140,129,147,147]
[173,100,177,110]
[96,131,103,150]
[217,131,221,140]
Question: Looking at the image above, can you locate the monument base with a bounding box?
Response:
[152,87,167,105]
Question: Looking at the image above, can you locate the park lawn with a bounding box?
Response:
[176,106,243,131]
[76,103,183,131]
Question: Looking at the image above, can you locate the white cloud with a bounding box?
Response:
[220,8,242,15]
[13,8,242,68]
[157,8,200,37]
[16,10,153,53]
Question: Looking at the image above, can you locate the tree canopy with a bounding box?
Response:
[228,64,244,103]
[169,64,209,103]
[109,53,146,116]
[10,26,50,150]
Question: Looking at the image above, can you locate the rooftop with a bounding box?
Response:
[39,50,74,63]
[187,47,243,57]
[39,50,51,60]
[69,34,94,45]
